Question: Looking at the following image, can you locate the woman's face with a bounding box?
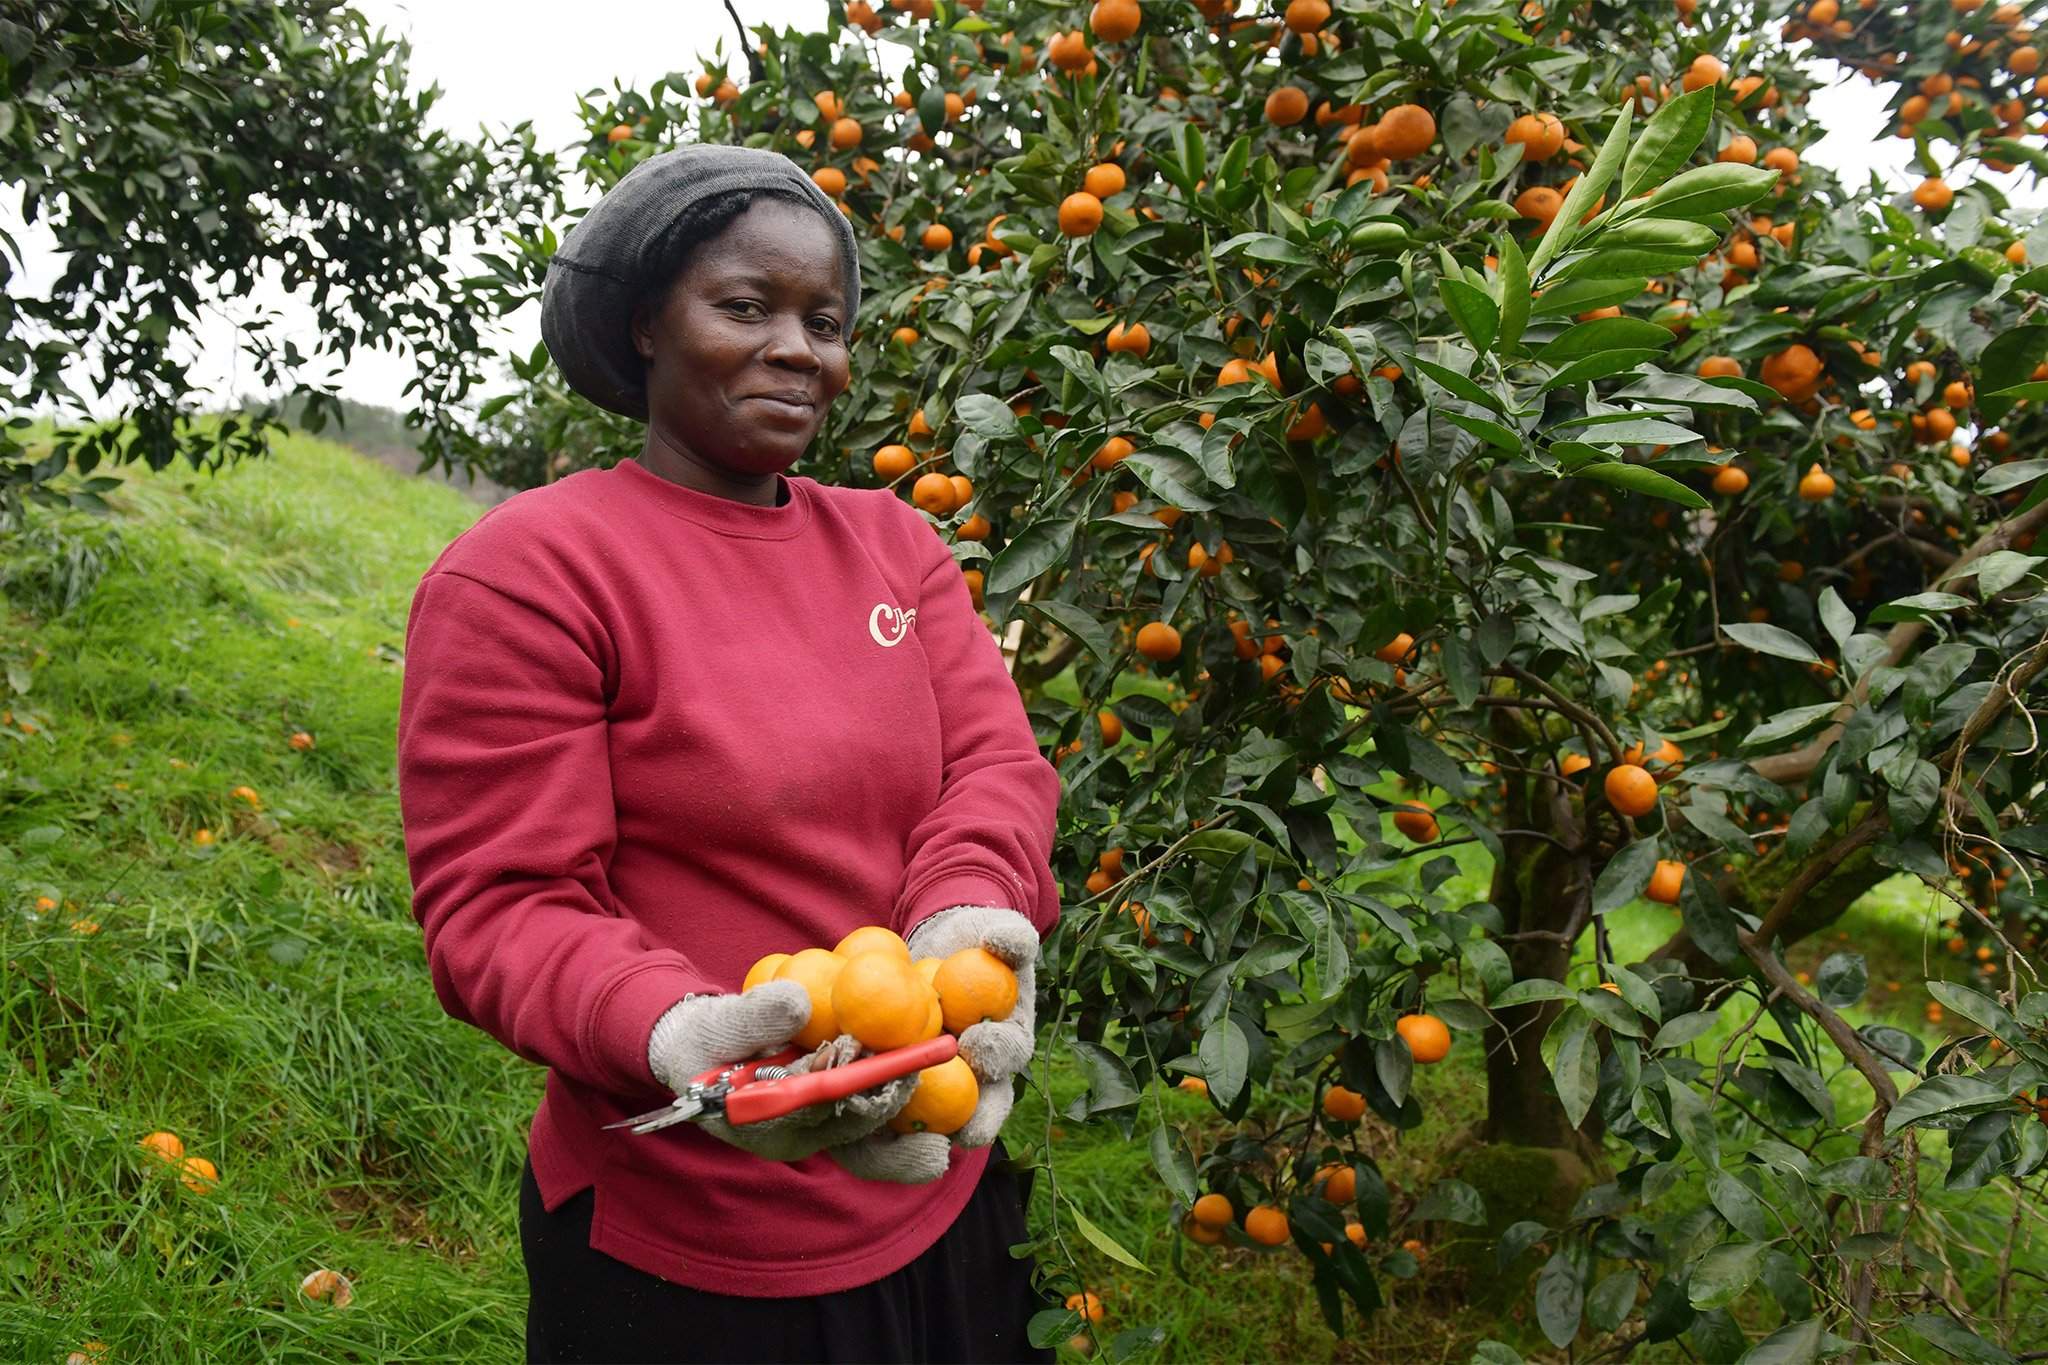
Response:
[631,198,852,478]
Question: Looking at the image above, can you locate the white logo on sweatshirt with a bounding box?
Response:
[869,603,917,647]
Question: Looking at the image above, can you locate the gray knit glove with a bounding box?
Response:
[908,905,1039,1148]
[646,985,914,1163]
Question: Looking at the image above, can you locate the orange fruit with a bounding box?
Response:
[178,1155,218,1193]
[1265,85,1311,127]
[934,947,1020,1032]
[742,952,791,992]
[912,472,959,516]
[1089,0,1141,41]
[889,1055,979,1133]
[835,950,938,1051]
[1762,147,1798,174]
[1193,1192,1235,1227]
[873,444,916,481]
[1681,53,1728,91]
[949,474,973,508]
[1760,344,1822,401]
[812,166,847,197]
[1504,112,1566,162]
[1059,191,1105,236]
[1083,162,1127,198]
[1913,177,1954,212]
[1091,435,1135,470]
[1713,464,1750,495]
[1647,859,1687,904]
[1178,1075,1209,1095]
[1345,1223,1367,1249]
[1697,355,1742,379]
[1514,185,1563,224]
[834,925,911,961]
[1245,1205,1290,1246]
[813,90,844,121]
[1392,804,1440,842]
[1323,1086,1366,1121]
[1605,764,1659,817]
[1319,1165,1357,1202]
[773,948,845,1049]
[920,223,953,251]
[1798,463,1836,501]
[1561,752,1592,777]
[1286,0,1332,32]
[606,123,633,144]
[1374,632,1414,664]
[1375,104,1436,158]
[829,117,863,150]
[139,1131,184,1163]
[1065,1290,1106,1323]
[1717,134,1758,164]
[300,1268,354,1305]
[1135,621,1182,662]
[1396,1014,1452,1063]
[1106,321,1151,356]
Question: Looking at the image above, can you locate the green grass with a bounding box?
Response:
[0,435,2039,1363]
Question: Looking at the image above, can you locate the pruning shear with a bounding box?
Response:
[605,1034,960,1135]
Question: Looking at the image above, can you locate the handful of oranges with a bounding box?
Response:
[742,925,1018,1137]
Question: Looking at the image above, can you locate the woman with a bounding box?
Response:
[395,144,1062,1363]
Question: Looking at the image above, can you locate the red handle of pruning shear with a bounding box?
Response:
[726,1034,959,1126]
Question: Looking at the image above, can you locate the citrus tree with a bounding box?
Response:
[0,0,560,522]
[468,0,2048,1356]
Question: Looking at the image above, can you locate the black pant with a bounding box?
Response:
[520,1146,1054,1363]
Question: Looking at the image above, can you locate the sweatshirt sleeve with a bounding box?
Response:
[396,568,713,1099]
[890,517,1064,942]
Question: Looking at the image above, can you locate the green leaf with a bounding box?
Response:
[1412,357,1510,414]
[1687,1241,1767,1309]
[1593,839,1660,910]
[1620,86,1716,201]
[1641,162,1783,219]
[1737,1317,1824,1365]
[1708,1170,1774,1241]
[1069,1203,1151,1273]
[1975,459,2048,494]
[1651,1011,1719,1050]
[1722,622,1819,663]
[1411,1178,1486,1225]
[1572,462,1709,508]
[988,515,1076,595]
[1445,409,1521,452]
[1496,232,1531,354]
[1198,1015,1251,1106]
[1439,277,1500,353]
[1885,1074,2011,1136]
[1148,1125,1198,1205]
[1740,702,1841,749]
[1903,1314,2017,1365]
[1123,451,1217,512]
[1023,599,1113,664]
[1529,102,1631,278]
[1551,1010,1602,1124]
[955,393,1018,438]
[1491,979,1576,1007]
[1528,276,1649,318]
[1534,316,1677,363]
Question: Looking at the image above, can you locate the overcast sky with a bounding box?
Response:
[7,1,2027,420]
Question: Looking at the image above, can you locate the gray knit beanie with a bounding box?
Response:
[539,144,864,421]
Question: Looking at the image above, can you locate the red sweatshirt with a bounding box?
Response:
[395,456,1062,1296]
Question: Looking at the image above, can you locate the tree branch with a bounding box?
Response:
[1749,495,2048,785]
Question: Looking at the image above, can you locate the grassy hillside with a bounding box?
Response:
[0,435,2037,1363]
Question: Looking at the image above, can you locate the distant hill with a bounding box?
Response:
[246,394,517,507]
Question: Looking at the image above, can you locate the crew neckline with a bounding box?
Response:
[614,456,812,540]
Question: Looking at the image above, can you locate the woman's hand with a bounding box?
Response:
[646,987,914,1162]
[907,905,1040,1148]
